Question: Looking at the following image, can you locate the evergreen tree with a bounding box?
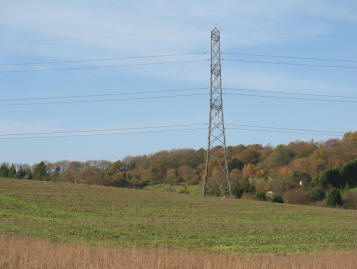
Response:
[24,167,33,179]
[8,164,16,178]
[33,162,48,180]
[15,166,26,179]
[340,160,357,187]
[0,163,9,178]
[319,168,345,188]
[326,188,343,207]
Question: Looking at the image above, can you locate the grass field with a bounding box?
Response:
[0,178,357,254]
[2,236,357,269]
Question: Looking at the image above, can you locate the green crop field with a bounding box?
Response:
[0,178,357,254]
[143,183,202,196]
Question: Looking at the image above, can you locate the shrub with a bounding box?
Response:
[283,188,313,205]
[342,191,357,209]
[255,192,266,201]
[326,188,343,207]
[209,183,221,197]
[232,186,244,198]
[311,176,319,187]
[179,184,189,194]
[272,195,284,203]
[241,178,255,193]
[312,187,325,201]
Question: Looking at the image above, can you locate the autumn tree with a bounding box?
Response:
[269,145,294,167]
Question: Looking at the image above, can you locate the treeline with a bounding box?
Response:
[2,131,357,208]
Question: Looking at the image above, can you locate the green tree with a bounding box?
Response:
[326,188,343,207]
[340,160,357,187]
[319,168,345,188]
[50,166,61,181]
[24,167,33,179]
[8,164,16,178]
[33,162,48,180]
[15,166,26,179]
[228,157,243,172]
[0,164,9,178]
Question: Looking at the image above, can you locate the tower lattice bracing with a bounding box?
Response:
[202,28,232,197]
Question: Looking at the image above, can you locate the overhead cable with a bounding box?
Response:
[0,87,208,102]
[0,93,208,107]
[224,87,357,100]
[223,58,357,70]
[0,123,207,137]
[0,52,208,66]
[0,126,207,140]
[228,127,344,137]
[222,52,357,64]
[224,92,357,103]
[0,59,209,73]
[228,123,345,135]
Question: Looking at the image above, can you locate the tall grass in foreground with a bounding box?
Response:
[0,236,356,269]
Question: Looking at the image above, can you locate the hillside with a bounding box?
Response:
[2,131,357,209]
[1,178,356,254]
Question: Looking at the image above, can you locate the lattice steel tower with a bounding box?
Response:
[202,27,232,197]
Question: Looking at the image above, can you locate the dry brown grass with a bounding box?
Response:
[0,235,356,269]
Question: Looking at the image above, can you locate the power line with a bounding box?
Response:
[228,127,345,137]
[0,52,208,66]
[5,29,357,46]
[2,89,356,107]
[222,52,357,64]
[224,92,357,103]
[0,123,347,140]
[0,123,207,137]
[0,59,209,73]
[0,87,208,102]
[2,30,199,45]
[223,58,357,70]
[0,93,208,107]
[228,123,345,135]
[2,86,355,104]
[0,126,208,140]
[224,87,357,100]
[2,88,356,107]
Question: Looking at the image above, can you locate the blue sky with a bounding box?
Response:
[1,0,357,164]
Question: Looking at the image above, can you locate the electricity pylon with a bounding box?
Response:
[202,27,232,197]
